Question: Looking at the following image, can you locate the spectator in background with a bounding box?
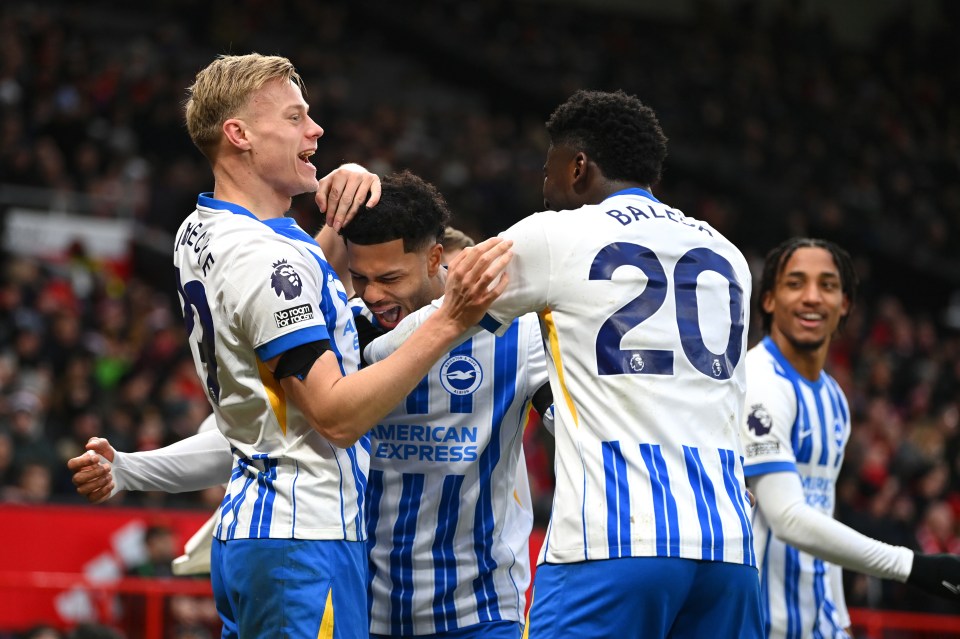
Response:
[440,225,476,266]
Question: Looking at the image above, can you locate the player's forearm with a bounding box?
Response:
[112,429,233,495]
[752,472,913,581]
[287,312,467,447]
[364,299,483,364]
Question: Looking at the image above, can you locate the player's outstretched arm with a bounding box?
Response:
[751,471,914,581]
[66,428,233,504]
[275,237,512,448]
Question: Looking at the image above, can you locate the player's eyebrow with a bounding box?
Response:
[349,268,405,279]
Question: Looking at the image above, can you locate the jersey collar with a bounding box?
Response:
[761,335,824,388]
[604,187,660,203]
[196,192,314,243]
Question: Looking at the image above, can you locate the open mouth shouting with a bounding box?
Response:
[372,305,403,329]
[298,149,316,171]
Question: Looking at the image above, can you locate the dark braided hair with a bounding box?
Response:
[545,89,668,187]
[758,238,858,335]
[340,170,450,253]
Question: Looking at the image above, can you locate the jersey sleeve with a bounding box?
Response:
[111,427,233,495]
[229,240,331,361]
[741,352,800,478]
[481,214,553,334]
[751,470,913,581]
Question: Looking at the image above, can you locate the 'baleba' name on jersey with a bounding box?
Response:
[371,423,479,462]
[176,221,216,276]
[605,203,714,236]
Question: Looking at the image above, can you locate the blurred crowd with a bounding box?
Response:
[2,0,959,616]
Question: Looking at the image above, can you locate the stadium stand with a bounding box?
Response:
[1,0,958,629]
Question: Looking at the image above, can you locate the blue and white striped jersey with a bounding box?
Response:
[174,194,367,542]
[484,188,756,567]
[742,337,851,638]
[366,313,547,636]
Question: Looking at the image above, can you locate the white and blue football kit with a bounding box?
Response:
[742,337,851,638]
[173,193,368,637]
[479,189,761,638]
[366,312,547,637]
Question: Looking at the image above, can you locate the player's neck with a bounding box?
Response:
[432,269,447,299]
[771,332,829,382]
[212,165,292,220]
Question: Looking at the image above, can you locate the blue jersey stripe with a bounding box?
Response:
[290,460,299,537]
[310,252,351,375]
[227,457,253,540]
[406,375,430,415]
[761,530,772,637]
[720,449,754,566]
[432,474,465,632]
[346,446,365,536]
[390,473,424,637]
[812,558,826,639]
[792,384,814,464]
[473,321,519,621]
[813,387,830,467]
[217,461,245,538]
[448,338,475,414]
[639,443,680,557]
[683,446,724,560]
[248,458,269,538]
[825,382,846,468]
[329,443,348,538]
[601,441,631,558]
[259,459,278,538]
[784,546,802,639]
[366,469,385,620]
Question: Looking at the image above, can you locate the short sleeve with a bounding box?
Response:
[741,352,800,478]
[229,239,331,361]
[482,214,553,333]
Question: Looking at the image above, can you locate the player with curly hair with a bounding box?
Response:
[742,237,960,638]
[366,89,763,638]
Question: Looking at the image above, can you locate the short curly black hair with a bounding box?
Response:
[340,170,451,252]
[545,89,668,187]
[758,237,858,335]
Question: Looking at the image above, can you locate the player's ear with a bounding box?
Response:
[761,291,775,315]
[572,152,588,184]
[426,243,443,277]
[839,293,851,318]
[223,118,252,151]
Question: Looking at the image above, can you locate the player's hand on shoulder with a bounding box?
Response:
[439,237,513,331]
[907,552,960,601]
[316,163,381,232]
[66,437,117,504]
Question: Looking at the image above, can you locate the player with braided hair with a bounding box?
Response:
[742,237,960,638]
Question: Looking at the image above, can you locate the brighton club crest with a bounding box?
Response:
[440,355,483,396]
